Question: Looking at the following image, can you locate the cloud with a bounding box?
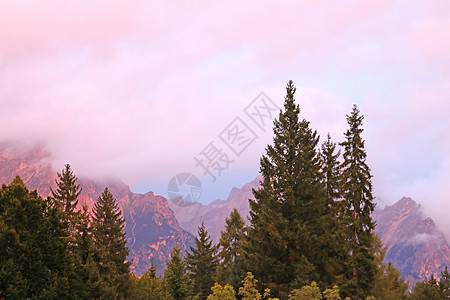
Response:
[0,1,449,214]
[411,17,450,67]
[405,233,439,246]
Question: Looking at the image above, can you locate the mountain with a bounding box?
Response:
[2,145,448,284]
[167,175,261,243]
[373,197,450,285]
[169,177,449,286]
[0,145,194,276]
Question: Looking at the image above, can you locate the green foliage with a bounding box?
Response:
[245,81,327,296]
[319,133,348,286]
[323,285,342,300]
[50,164,81,221]
[187,222,219,300]
[207,283,236,300]
[320,133,341,202]
[289,282,341,300]
[0,176,74,299]
[131,259,164,299]
[339,104,377,298]
[217,208,246,289]
[439,266,449,298]
[245,81,346,297]
[370,234,408,299]
[408,268,450,300]
[91,187,131,297]
[238,272,278,300]
[73,204,94,265]
[50,165,100,298]
[239,272,262,300]
[289,282,322,300]
[165,241,191,300]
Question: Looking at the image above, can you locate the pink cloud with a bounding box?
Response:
[0,1,449,212]
[411,17,450,67]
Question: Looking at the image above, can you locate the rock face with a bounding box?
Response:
[2,145,448,284]
[171,176,449,286]
[168,175,261,243]
[373,197,450,286]
[0,145,194,276]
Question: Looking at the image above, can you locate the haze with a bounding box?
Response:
[0,1,449,237]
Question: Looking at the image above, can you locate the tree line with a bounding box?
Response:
[0,81,448,299]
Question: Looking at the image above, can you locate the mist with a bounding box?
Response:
[0,1,449,237]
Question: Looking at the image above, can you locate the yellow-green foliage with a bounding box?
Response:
[207,283,236,300]
[289,282,322,300]
[238,272,279,300]
[289,282,341,300]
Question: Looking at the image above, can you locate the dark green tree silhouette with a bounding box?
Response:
[320,133,341,202]
[91,187,131,297]
[339,104,377,298]
[217,208,247,289]
[410,274,441,299]
[164,241,190,300]
[50,164,81,222]
[245,81,335,297]
[439,266,449,298]
[133,258,164,299]
[187,222,219,300]
[371,235,408,299]
[0,176,74,299]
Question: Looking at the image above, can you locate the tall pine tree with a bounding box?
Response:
[339,104,377,298]
[245,81,333,297]
[50,164,81,221]
[217,209,246,289]
[164,241,190,300]
[320,133,341,202]
[91,187,131,297]
[319,133,348,286]
[187,222,219,300]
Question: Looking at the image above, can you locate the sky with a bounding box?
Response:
[0,1,449,236]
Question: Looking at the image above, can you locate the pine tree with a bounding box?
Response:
[147,257,158,279]
[133,258,164,299]
[73,205,94,266]
[339,105,377,298]
[439,266,449,298]
[371,235,408,299]
[91,187,131,297]
[410,275,441,299]
[187,222,219,300]
[217,209,246,289]
[50,165,97,298]
[164,241,190,300]
[0,176,74,298]
[245,81,332,297]
[319,133,348,285]
[320,133,341,202]
[50,164,81,222]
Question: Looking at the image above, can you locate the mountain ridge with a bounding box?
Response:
[169,178,450,286]
[1,145,448,285]
[0,145,194,276]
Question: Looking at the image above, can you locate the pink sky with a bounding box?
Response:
[0,1,449,236]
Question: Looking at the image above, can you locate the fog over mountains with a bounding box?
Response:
[0,144,448,285]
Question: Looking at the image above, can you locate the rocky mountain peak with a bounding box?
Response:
[373,197,449,286]
[0,145,194,276]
